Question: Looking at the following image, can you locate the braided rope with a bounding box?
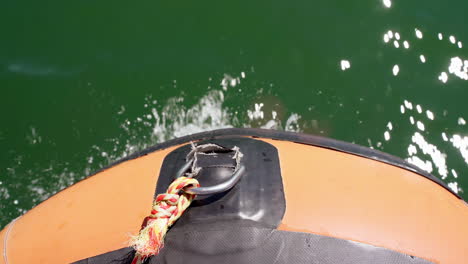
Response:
[130,176,199,264]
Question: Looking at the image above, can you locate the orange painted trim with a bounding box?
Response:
[1,137,467,264]
[0,146,179,264]
[260,139,468,264]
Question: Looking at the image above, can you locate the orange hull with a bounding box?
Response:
[1,129,467,264]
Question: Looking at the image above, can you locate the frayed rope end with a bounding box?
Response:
[130,218,169,257]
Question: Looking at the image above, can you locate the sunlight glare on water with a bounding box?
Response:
[383,98,466,193]
[340,60,351,71]
[383,0,392,8]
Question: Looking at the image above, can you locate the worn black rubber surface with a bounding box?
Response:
[73,222,433,264]
[155,137,285,229]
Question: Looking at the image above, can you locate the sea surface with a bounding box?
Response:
[1,0,467,228]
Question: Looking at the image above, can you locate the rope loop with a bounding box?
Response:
[130,176,199,264]
[130,142,243,264]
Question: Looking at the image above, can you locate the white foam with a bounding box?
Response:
[247,103,265,120]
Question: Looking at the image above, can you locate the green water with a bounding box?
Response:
[1,0,467,229]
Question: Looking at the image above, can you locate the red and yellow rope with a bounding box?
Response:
[130,176,199,264]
